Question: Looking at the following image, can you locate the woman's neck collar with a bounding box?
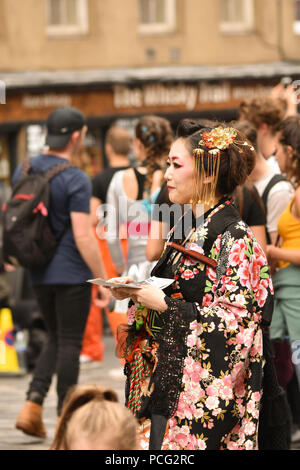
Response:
[192,197,221,219]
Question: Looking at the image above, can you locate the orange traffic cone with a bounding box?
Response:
[0,308,21,375]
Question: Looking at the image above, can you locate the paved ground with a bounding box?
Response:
[0,333,125,450]
[1,332,299,451]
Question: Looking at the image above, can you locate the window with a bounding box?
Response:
[138,0,176,34]
[220,0,254,34]
[46,0,89,36]
[294,0,300,34]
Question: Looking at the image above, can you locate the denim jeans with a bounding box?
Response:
[26,283,91,415]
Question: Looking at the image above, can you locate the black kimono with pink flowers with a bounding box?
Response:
[123,198,274,450]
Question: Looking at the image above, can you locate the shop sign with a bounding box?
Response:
[113,82,274,111]
[22,93,72,109]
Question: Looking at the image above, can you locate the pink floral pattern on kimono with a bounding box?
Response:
[127,201,273,451]
[159,232,271,450]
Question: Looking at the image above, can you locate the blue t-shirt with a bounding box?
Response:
[12,154,93,285]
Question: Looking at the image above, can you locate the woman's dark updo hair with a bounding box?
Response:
[135,115,174,192]
[274,115,300,185]
[176,119,256,196]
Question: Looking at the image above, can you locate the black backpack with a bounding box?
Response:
[2,159,75,269]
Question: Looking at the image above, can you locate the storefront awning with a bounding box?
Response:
[1,61,300,90]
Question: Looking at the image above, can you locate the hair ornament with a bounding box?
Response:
[196,126,255,153]
[199,126,238,151]
[191,126,255,208]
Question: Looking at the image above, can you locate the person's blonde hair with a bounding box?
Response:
[50,385,138,450]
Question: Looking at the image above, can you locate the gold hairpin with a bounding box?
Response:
[191,127,254,207]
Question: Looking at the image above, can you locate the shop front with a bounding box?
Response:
[0,65,298,180]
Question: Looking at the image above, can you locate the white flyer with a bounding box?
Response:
[87,276,174,290]
[142,276,175,289]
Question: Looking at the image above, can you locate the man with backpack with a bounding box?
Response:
[11,106,110,439]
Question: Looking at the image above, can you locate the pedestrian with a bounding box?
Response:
[105,115,173,316]
[236,119,294,245]
[110,122,274,450]
[80,126,132,363]
[50,385,139,450]
[90,125,132,220]
[236,119,295,448]
[15,106,110,438]
[266,115,300,442]
[239,95,285,171]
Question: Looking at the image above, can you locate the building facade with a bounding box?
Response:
[1,0,300,179]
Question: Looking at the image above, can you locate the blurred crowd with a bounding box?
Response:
[1,79,300,449]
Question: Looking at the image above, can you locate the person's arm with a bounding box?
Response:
[267,245,300,265]
[146,220,167,261]
[71,211,110,306]
[267,187,300,265]
[250,225,267,253]
[71,212,106,278]
[270,82,297,117]
[284,84,298,117]
[268,231,279,245]
[90,196,102,227]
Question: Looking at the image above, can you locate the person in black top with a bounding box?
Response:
[90,126,132,226]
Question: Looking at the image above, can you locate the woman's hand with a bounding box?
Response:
[109,277,141,301]
[266,244,279,262]
[109,278,168,312]
[266,244,279,274]
[94,286,112,308]
[129,285,168,312]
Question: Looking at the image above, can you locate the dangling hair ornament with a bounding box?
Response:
[192,126,254,208]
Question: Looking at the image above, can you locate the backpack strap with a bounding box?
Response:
[43,161,76,181]
[261,174,286,245]
[261,174,286,210]
[20,159,76,180]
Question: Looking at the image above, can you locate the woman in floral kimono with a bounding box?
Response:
[110,121,274,450]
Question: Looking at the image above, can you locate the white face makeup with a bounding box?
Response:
[165,138,195,205]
